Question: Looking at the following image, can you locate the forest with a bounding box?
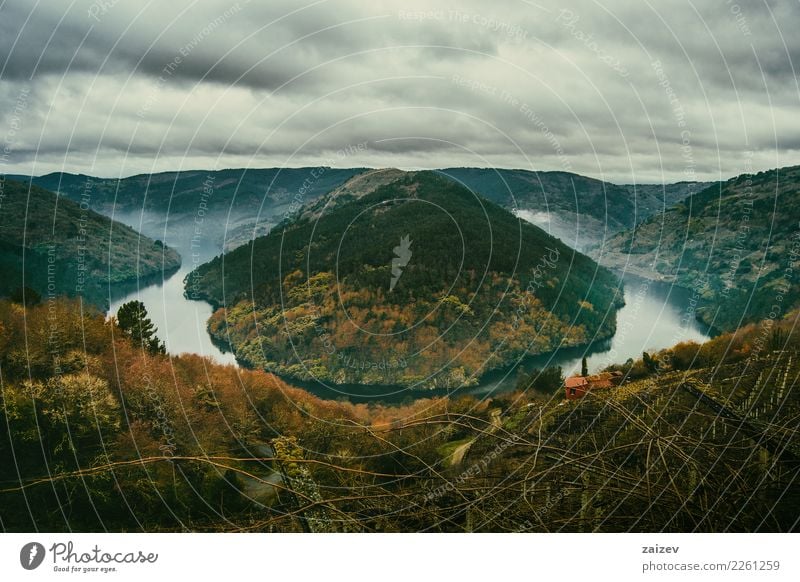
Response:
[599,165,800,332]
[190,170,623,388]
[1,295,797,532]
[0,178,181,308]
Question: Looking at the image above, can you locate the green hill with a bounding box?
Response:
[0,178,180,307]
[188,169,623,389]
[438,167,710,250]
[597,165,800,331]
[8,167,363,260]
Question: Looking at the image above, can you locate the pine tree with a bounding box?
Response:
[581,356,589,377]
[642,351,658,373]
[116,300,166,355]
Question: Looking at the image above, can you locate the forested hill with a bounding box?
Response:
[0,178,180,307]
[8,168,363,258]
[438,167,710,250]
[11,167,709,257]
[9,167,363,215]
[597,165,800,331]
[188,169,623,389]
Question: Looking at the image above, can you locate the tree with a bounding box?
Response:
[642,351,659,374]
[581,356,589,377]
[518,366,564,394]
[9,286,41,306]
[116,300,165,354]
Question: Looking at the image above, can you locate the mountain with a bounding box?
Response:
[0,178,180,307]
[12,167,710,260]
[8,168,363,262]
[188,169,624,389]
[596,165,800,331]
[438,168,710,251]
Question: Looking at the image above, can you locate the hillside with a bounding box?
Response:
[597,165,800,331]
[188,169,623,389]
[1,296,796,532]
[438,167,710,250]
[9,168,362,261]
[0,178,180,307]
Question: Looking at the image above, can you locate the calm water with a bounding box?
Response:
[108,267,237,366]
[95,186,714,402]
[106,209,239,366]
[106,258,710,401]
[464,273,712,399]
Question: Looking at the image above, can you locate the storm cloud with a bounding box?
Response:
[1,0,798,182]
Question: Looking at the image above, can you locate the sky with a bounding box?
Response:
[1,0,798,183]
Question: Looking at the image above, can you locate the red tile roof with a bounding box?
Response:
[588,379,613,389]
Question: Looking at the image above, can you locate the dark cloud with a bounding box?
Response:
[0,0,798,183]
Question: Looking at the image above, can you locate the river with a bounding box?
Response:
[106,208,240,365]
[464,273,712,399]
[108,266,238,366]
[105,201,711,400]
[108,261,710,402]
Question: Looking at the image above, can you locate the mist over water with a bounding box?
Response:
[106,210,239,366]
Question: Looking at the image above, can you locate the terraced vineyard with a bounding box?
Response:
[433,350,800,532]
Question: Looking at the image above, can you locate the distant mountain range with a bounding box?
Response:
[0,178,180,308]
[15,163,784,337]
[6,168,363,262]
[9,167,708,259]
[598,165,800,331]
[188,169,623,388]
[438,168,709,251]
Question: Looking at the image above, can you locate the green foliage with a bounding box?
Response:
[9,286,41,306]
[516,365,564,394]
[116,300,166,354]
[437,168,709,248]
[600,165,800,331]
[190,171,623,387]
[0,179,180,308]
[12,168,362,255]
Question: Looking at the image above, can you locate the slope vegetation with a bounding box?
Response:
[189,170,623,388]
[598,165,800,331]
[0,178,180,307]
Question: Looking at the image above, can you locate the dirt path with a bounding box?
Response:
[449,409,503,467]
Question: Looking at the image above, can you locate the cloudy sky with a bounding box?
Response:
[1,0,798,183]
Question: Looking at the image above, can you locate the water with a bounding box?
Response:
[105,200,711,400]
[108,267,237,366]
[106,267,711,401]
[464,273,712,399]
[106,207,239,366]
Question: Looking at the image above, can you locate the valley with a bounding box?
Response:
[597,165,800,332]
[1,163,797,534]
[188,169,624,390]
[0,178,181,308]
